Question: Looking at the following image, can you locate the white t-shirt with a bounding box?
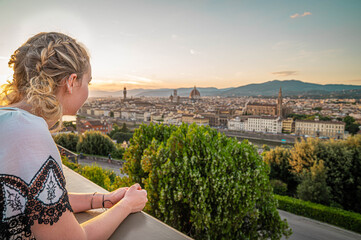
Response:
[0,107,72,239]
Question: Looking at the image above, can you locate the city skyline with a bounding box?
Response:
[0,0,361,92]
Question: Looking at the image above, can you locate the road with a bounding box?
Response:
[78,158,127,177]
[279,210,361,240]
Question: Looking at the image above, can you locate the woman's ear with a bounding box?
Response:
[67,74,78,94]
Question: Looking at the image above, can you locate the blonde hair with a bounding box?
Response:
[0,32,90,132]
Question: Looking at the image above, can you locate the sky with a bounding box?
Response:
[0,0,361,92]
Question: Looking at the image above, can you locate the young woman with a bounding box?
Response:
[0,32,148,240]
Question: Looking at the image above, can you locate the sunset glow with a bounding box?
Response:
[0,0,361,92]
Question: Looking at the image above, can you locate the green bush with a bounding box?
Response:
[76,131,116,156]
[276,194,361,234]
[111,144,125,160]
[53,133,79,152]
[123,123,291,239]
[113,132,133,143]
[264,147,299,195]
[270,179,288,195]
[297,160,331,205]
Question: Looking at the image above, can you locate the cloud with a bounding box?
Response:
[272,41,305,50]
[90,74,164,91]
[190,49,201,55]
[290,12,312,19]
[272,71,298,77]
[123,74,163,84]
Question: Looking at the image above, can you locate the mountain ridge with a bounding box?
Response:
[89,80,361,98]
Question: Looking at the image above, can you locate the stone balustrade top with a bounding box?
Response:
[63,165,193,240]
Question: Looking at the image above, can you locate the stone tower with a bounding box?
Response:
[277,87,282,117]
[123,87,127,100]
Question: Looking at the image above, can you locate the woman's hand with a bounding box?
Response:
[122,183,148,213]
[103,187,129,208]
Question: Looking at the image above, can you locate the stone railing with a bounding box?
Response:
[64,165,193,240]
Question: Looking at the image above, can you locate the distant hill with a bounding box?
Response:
[89,80,361,98]
[220,80,361,97]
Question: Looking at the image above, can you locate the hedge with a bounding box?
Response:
[275,194,361,234]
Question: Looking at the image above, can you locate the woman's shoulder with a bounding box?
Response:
[0,107,48,132]
[0,107,62,183]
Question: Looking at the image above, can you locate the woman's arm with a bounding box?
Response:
[68,193,102,213]
[68,187,129,213]
[31,183,147,240]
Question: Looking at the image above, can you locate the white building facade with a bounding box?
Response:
[245,117,282,133]
[227,117,246,131]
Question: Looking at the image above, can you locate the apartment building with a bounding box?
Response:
[282,118,295,133]
[295,120,345,139]
[245,116,282,133]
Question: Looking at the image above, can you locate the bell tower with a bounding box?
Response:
[277,87,282,117]
[123,86,127,100]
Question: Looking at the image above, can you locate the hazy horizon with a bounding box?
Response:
[1,0,361,91]
[90,79,361,93]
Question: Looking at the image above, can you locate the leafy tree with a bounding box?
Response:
[120,123,129,133]
[262,144,271,152]
[344,116,356,126]
[270,179,288,195]
[297,160,331,205]
[109,123,120,138]
[123,123,291,239]
[110,111,114,117]
[343,116,360,135]
[317,115,331,121]
[113,132,133,144]
[123,123,177,184]
[76,131,116,156]
[53,133,79,152]
[284,135,361,213]
[289,138,324,174]
[263,147,299,195]
[111,143,125,159]
[348,123,360,135]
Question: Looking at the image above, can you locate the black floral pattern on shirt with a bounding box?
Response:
[0,156,73,240]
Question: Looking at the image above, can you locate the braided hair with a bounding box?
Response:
[0,32,90,132]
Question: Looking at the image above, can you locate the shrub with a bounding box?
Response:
[53,133,79,152]
[78,165,112,189]
[276,194,361,234]
[270,179,288,195]
[123,123,291,239]
[263,147,299,195]
[76,131,116,156]
[296,160,331,205]
[111,144,125,160]
[113,132,133,143]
